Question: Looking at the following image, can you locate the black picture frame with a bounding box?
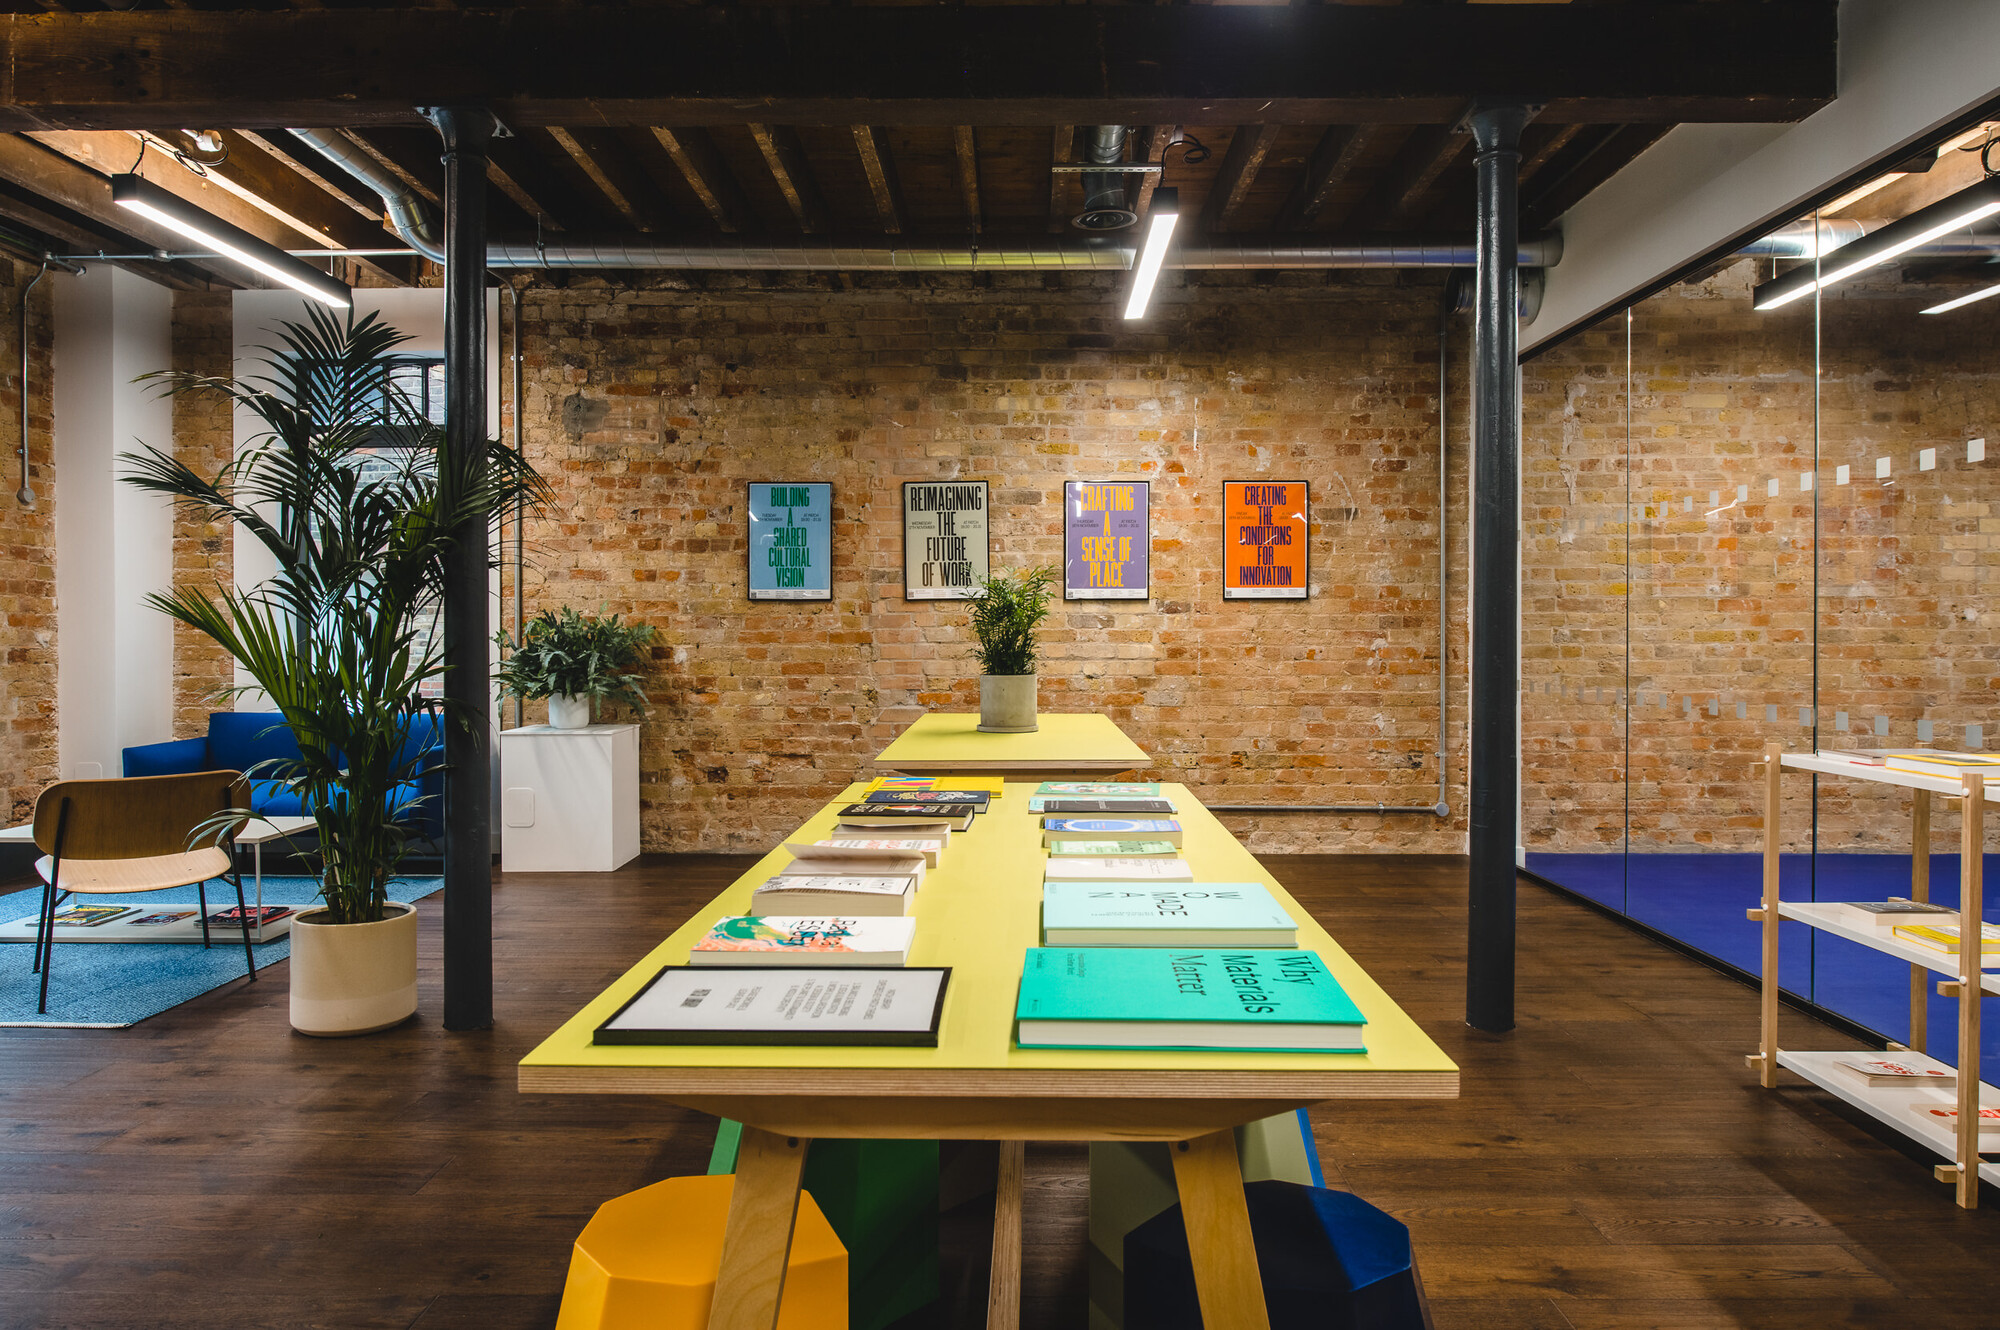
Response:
[745,480,834,602]
[593,964,952,1047]
[902,479,990,601]
[1062,478,1151,601]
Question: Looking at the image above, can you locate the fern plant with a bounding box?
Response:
[967,565,1059,677]
[493,605,655,717]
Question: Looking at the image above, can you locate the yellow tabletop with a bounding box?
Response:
[873,711,1150,774]
[519,782,1456,1127]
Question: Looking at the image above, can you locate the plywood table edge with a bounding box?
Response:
[517,1066,1460,1099]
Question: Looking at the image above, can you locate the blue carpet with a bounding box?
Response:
[1527,851,1999,1068]
[0,875,442,1028]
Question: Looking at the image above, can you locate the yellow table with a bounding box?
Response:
[873,710,1150,781]
[521,784,1456,1330]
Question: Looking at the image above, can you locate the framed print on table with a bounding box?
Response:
[747,481,833,601]
[902,480,990,600]
[1063,480,1150,600]
[1221,480,1309,600]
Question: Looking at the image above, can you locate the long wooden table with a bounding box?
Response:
[520,783,1458,1329]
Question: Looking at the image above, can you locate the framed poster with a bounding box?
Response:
[1063,480,1150,600]
[747,482,833,601]
[902,480,990,600]
[1221,480,1309,600]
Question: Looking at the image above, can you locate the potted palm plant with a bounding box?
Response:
[493,605,655,729]
[123,307,544,1036]
[967,565,1059,733]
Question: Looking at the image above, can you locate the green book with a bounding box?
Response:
[1015,947,1365,1052]
[1033,781,1162,798]
[1041,882,1297,947]
[1047,839,1180,858]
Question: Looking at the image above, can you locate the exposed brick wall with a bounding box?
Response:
[0,258,56,825]
[168,289,235,737]
[506,271,1469,854]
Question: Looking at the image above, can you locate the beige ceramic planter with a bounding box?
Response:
[289,903,418,1037]
[977,673,1039,733]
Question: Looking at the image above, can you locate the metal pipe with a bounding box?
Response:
[1737,218,1869,259]
[287,127,444,263]
[1078,124,1135,229]
[1466,102,1528,1036]
[14,259,50,508]
[428,106,497,1033]
[506,279,525,730]
[1436,275,1453,819]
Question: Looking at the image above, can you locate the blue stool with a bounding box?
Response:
[1124,1180,1428,1330]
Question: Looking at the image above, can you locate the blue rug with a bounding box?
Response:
[0,875,442,1029]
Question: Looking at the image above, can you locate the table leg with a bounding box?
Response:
[1169,1130,1270,1330]
[254,841,265,934]
[1953,776,1983,1210]
[707,1127,811,1330]
[1755,741,1782,1089]
[985,1140,1025,1330]
[1912,788,1931,1053]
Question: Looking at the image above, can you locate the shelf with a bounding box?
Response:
[1780,752,1994,798]
[1778,1050,2000,1188]
[1776,902,2000,994]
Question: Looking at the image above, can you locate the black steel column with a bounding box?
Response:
[429,106,497,1031]
[1466,102,1528,1034]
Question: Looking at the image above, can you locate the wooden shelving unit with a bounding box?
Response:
[1752,744,1994,1207]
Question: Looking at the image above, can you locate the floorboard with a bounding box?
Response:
[1,853,1997,1329]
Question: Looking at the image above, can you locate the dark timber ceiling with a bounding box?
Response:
[0,3,1838,292]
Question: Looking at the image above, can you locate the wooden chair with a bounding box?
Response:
[30,770,257,1014]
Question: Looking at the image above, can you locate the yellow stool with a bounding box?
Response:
[556,1173,848,1330]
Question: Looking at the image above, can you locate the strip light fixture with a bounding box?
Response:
[112,173,352,309]
[1921,279,2000,315]
[1122,187,1179,320]
[1753,174,2000,311]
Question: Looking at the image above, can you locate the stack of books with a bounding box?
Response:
[749,838,926,918]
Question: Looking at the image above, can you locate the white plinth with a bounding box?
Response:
[499,723,641,873]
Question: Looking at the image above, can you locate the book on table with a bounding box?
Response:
[1909,1103,2000,1134]
[690,916,916,966]
[1891,922,2000,957]
[1833,1057,1956,1088]
[1835,899,1956,926]
[1882,751,2000,785]
[1043,818,1182,847]
[1015,947,1365,1052]
[863,789,988,810]
[750,875,916,917]
[864,775,1005,798]
[129,910,200,927]
[1041,856,1195,884]
[1047,839,1181,858]
[836,803,977,832]
[1035,781,1161,797]
[1036,798,1177,817]
[48,904,138,927]
[795,837,945,868]
[778,852,925,889]
[595,965,950,1046]
[204,906,295,928]
[1041,882,1298,947]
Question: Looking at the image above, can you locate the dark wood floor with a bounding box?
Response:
[3,855,1998,1330]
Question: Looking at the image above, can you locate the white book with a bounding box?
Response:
[835,817,960,839]
[778,853,925,887]
[792,838,945,869]
[749,875,916,917]
[1040,857,1195,883]
[690,916,917,966]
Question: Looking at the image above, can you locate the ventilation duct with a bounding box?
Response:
[1074,125,1138,233]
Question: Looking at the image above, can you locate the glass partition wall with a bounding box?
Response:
[1523,124,2000,1066]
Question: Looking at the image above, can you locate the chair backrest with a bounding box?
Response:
[32,771,252,860]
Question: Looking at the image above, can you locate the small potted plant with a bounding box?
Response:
[494,605,655,729]
[967,565,1058,733]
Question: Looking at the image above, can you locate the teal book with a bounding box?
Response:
[1014,947,1365,1052]
[1041,882,1297,947]
[1034,781,1162,797]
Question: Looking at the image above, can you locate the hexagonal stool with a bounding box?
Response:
[556,1173,848,1330]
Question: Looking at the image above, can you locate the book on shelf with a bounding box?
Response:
[1835,899,1957,926]
[1909,1103,2000,1134]
[204,906,295,928]
[863,789,988,810]
[1048,839,1181,858]
[778,852,925,888]
[749,874,916,917]
[690,916,916,966]
[1043,818,1182,847]
[595,964,949,1046]
[1037,798,1177,817]
[1833,1058,1956,1088]
[1042,857,1195,884]
[48,904,138,927]
[1035,781,1161,797]
[1041,882,1298,947]
[129,910,200,927]
[836,803,976,832]
[1890,922,2000,956]
[1014,947,1365,1052]
[798,837,945,868]
[1824,750,1892,766]
[1883,751,2000,785]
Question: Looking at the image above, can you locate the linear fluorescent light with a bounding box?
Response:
[1753,175,2000,311]
[113,173,351,309]
[1921,280,2000,314]
[1123,187,1179,320]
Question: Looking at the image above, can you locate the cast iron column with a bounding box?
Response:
[1466,102,1528,1034]
[428,106,497,1031]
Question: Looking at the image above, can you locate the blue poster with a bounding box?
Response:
[747,482,832,601]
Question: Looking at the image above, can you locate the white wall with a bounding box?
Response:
[1528,0,2000,351]
[52,267,176,779]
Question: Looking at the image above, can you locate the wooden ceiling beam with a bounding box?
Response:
[952,125,981,236]
[1132,124,1174,220]
[1517,122,1584,189]
[1047,125,1075,235]
[1199,123,1282,234]
[344,130,442,209]
[547,126,673,232]
[1522,122,1672,231]
[0,6,1836,130]
[652,127,750,234]
[235,128,383,222]
[748,124,827,234]
[1275,124,1381,231]
[1346,124,1469,229]
[851,125,906,236]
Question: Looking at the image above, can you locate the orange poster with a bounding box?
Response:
[1221,480,1309,600]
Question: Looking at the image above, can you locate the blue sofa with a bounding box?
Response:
[123,711,446,845]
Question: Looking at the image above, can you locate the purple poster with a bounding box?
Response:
[1063,480,1150,601]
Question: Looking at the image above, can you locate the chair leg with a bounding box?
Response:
[197,880,211,948]
[229,871,256,982]
[36,885,55,1015]
[30,875,52,974]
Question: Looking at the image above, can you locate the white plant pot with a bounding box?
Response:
[978,673,1039,733]
[548,693,592,730]
[289,903,418,1037]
